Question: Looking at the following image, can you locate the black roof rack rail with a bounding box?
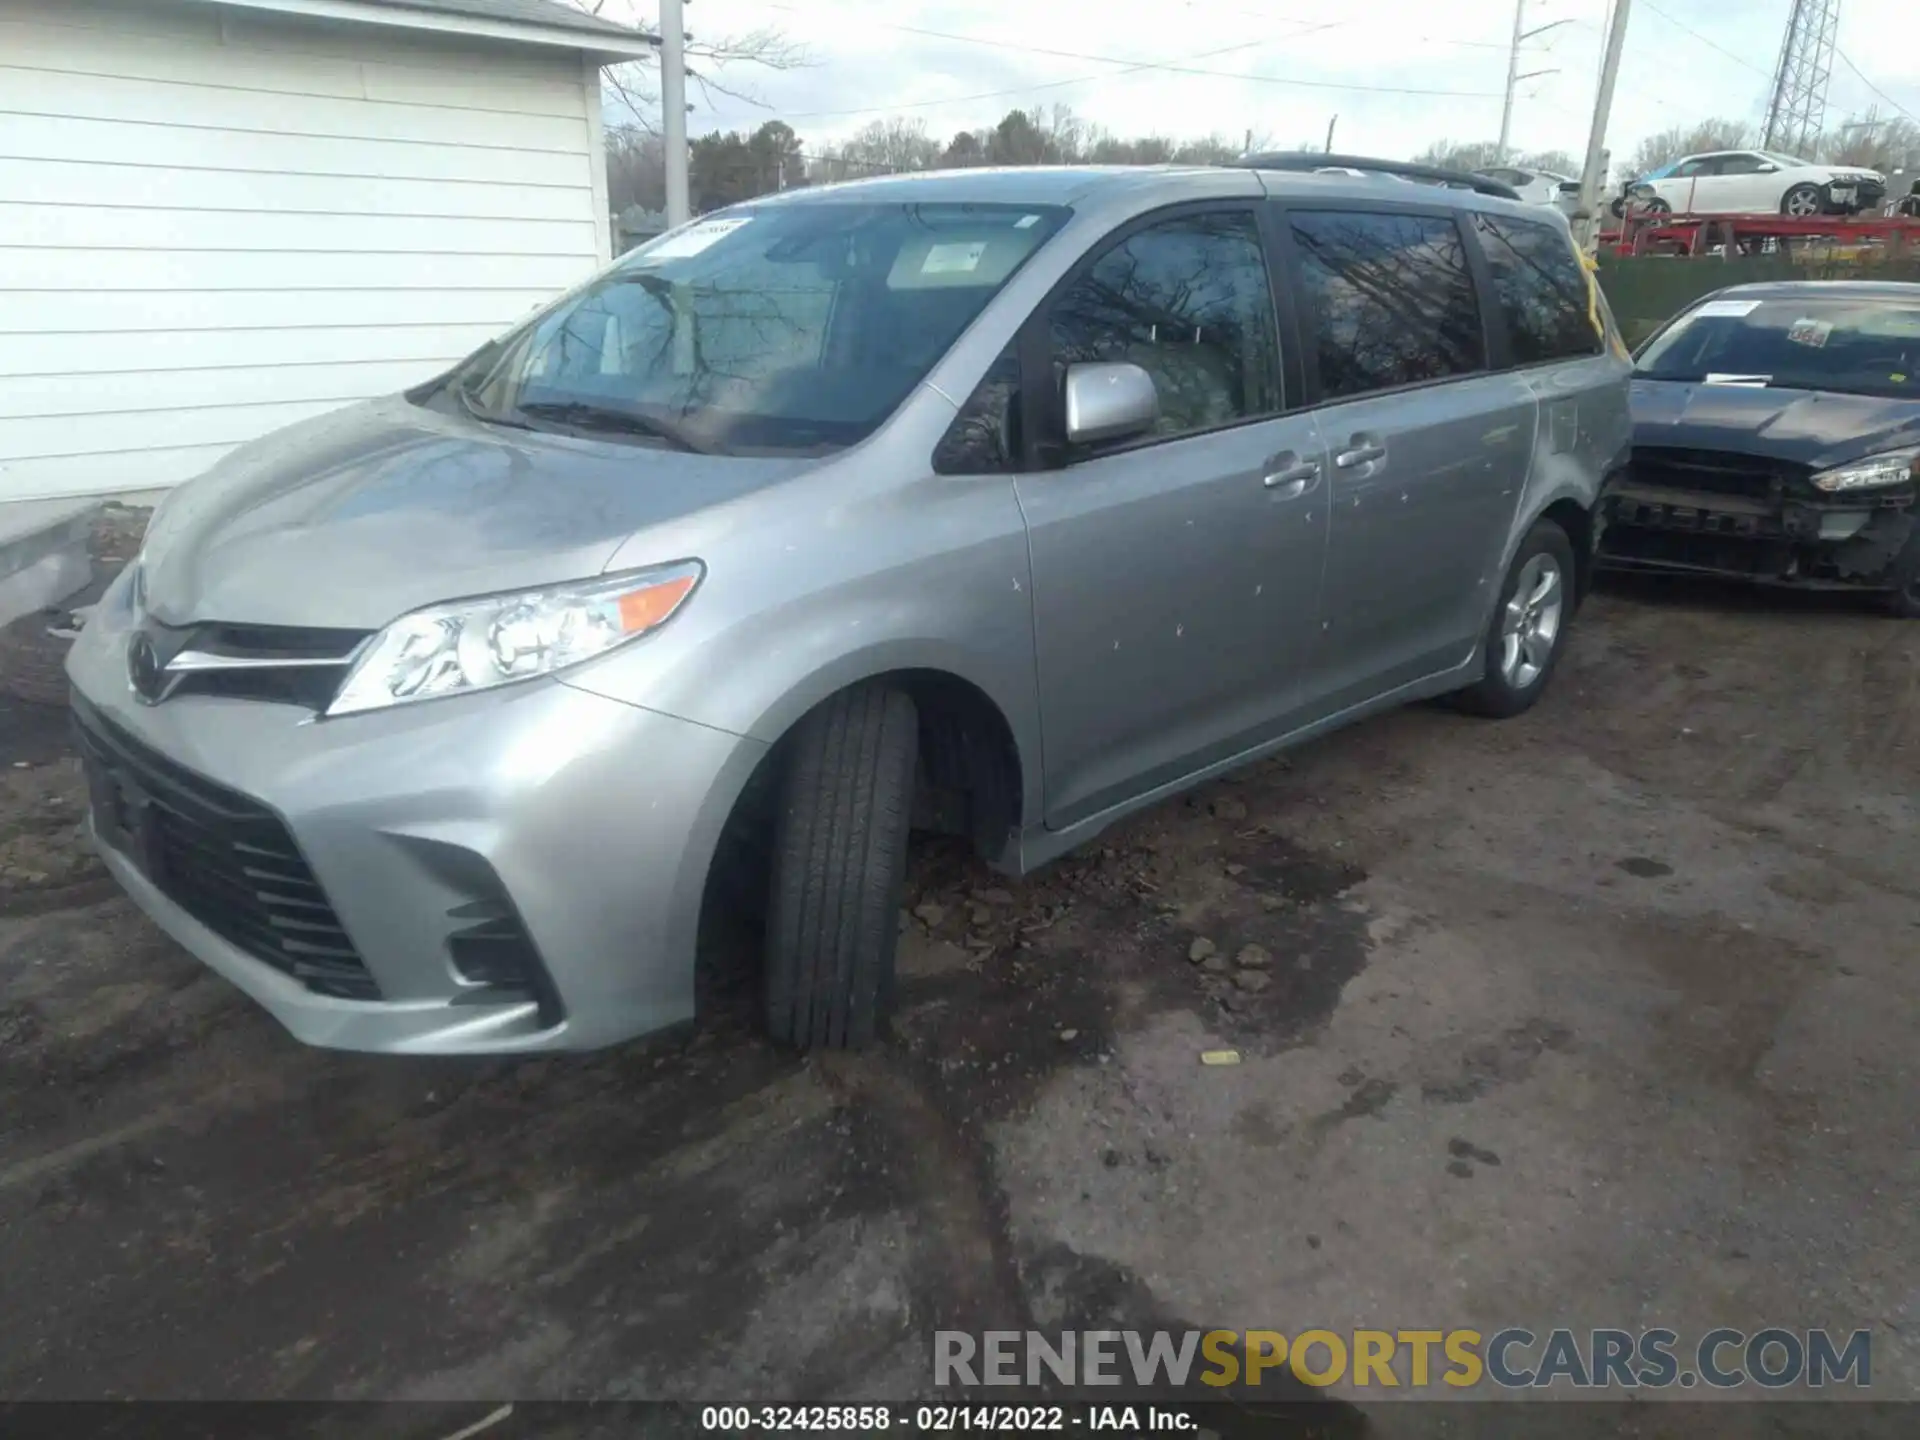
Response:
[1232,152,1521,201]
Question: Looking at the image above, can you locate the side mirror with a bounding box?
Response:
[1063,362,1159,446]
[1757,163,1778,173]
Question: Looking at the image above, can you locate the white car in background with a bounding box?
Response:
[1639,150,1886,217]
[1475,165,1583,217]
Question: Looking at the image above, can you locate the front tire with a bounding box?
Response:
[764,684,917,1050]
[1782,183,1824,217]
[1454,519,1577,718]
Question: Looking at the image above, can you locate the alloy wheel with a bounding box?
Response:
[1500,555,1564,689]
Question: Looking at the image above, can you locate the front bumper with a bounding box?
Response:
[67,580,767,1053]
[1826,179,1886,213]
[1597,476,1917,590]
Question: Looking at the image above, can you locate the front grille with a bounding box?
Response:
[73,697,378,1001]
[1630,447,1808,502]
[139,619,370,711]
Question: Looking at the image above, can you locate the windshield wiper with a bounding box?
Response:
[454,381,532,430]
[515,400,720,455]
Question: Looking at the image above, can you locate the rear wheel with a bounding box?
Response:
[1640,196,1671,215]
[764,684,917,1050]
[1453,519,1577,718]
[1782,182,1824,217]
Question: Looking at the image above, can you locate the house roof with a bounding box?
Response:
[362,0,645,40]
[191,0,657,60]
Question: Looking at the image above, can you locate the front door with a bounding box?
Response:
[1014,207,1329,830]
[1656,154,1729,214]
[1709,152,1777,212]
[1279,205,1535,711]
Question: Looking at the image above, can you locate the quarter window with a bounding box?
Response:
[1472,214,1604,365]
[933,345,1021,474]
[1049,210,1281,441]
[1287,210,1486,400]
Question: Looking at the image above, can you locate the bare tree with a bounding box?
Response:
[564,0,807,128]
[1818,114,1920,175]
[1624,120,1758,179]
[1414,141,1579,175]
[829,117,942,175]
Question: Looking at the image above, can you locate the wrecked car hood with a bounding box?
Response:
[1630,380,1920,471]
[137,396,814,630]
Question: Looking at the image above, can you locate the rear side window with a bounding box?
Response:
[1472,214,1605,365]
[1049,209,1282,439]
[1287,210,1485,401]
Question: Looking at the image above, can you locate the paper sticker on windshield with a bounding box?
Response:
[1703,372,1771,386]
[1693,299,1763,318]
[1787,317,1832,348]
[1014,214,1041,228]
[642,216,752,260]
[923,241,988,275]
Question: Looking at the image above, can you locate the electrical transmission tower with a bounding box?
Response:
[1762,0,1841,157]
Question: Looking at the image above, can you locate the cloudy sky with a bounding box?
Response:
[600,0,1919,169]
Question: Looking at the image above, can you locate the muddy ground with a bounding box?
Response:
[0,542,1914,1434]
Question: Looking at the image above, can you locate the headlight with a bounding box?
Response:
[1809,448,1920,493]
[327,560,703,717]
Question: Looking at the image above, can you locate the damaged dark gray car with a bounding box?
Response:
[1601,280,1920,616]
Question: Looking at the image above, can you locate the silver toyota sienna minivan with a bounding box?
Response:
[67,157,1631,1055]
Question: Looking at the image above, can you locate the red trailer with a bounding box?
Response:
[1598,210,1920,261]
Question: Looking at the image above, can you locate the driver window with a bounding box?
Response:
[1047,210,1281,442]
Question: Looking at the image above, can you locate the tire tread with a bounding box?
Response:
[765,685,916,1049]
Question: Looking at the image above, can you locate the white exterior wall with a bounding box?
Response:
[0,0,612,500]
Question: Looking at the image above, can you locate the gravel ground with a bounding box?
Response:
[0,552,1914,1432]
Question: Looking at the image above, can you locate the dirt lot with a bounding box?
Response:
[0,550,1915,1429]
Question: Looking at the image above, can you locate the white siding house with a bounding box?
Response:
[0,0,652,502]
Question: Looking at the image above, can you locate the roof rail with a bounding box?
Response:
[1233,152,1521,201]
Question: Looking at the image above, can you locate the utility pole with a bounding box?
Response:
[1573,0,1631,248]
[1324,114,1337,153]
[660,0,690,226]
[1499,0,1572,161]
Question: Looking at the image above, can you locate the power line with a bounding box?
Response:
[852,21,1505,96]
[1635,0,1773,82]
[1833,48,1919,126]
[765,35,1296,121]
[752,3,1503,99]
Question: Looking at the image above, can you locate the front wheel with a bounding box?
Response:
[1782,183,1824,217]
[1453,519,1577,718]
[764,684,917,1050]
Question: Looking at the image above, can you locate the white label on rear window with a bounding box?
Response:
[922,241,987,275]
[1693,299,1763,318]
[1015,214,1041,228]
[642,216,752,260]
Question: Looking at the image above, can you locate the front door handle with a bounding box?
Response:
[1262,459,1321,498]
[1335,441,1387,469]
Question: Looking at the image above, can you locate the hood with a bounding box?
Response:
[139,396,816,630]
[1630,379,1920,471]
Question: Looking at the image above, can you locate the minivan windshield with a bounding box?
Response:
[446,201,1069,454]
[1634,295,1920,401]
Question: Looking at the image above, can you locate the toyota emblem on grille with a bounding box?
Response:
[128,632,173,704]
